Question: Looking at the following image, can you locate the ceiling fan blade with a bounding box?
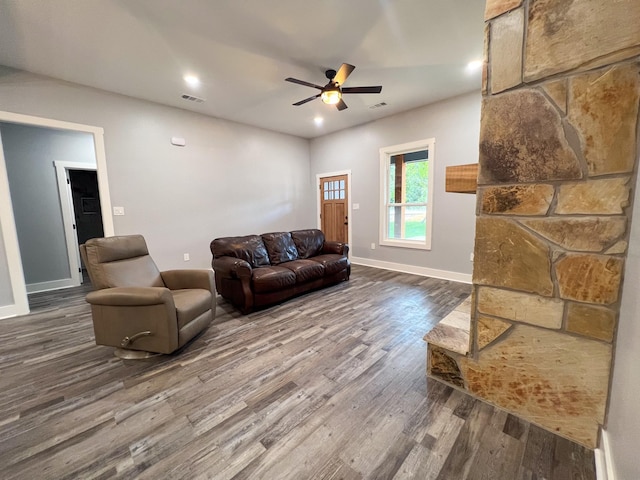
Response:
[342,86,383,94]
[333,63,355,86]
[285,77,324,90]
[293,94,321,106]
[336,99,348,111]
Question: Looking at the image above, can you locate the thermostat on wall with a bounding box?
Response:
[171,137,186,146]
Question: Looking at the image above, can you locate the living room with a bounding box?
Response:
[0,1,638,479]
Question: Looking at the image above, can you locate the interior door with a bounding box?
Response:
[320,174,348,243]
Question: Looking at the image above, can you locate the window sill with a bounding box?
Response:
[379,239,431,250]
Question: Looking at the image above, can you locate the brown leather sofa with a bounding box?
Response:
[211,229,350,313]
[80,235,216,358]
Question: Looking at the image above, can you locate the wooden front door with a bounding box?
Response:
[320,174,348,243]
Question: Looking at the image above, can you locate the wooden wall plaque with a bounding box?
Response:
[445,163,478,194]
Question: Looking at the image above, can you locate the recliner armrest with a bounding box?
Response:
[322,241,349,257]
[161,269,215,292]
[212,256,252,279]
[86,287,173,306]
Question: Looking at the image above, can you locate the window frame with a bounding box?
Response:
[379,138,435,250]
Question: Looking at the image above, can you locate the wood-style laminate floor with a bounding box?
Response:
[1,265,595,479]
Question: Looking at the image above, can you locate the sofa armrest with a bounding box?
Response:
[161,269,215,292]
[212,256,252,279]
[323,241,349,257]
[86,287,174,307]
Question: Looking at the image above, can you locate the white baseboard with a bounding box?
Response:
[596,429,616,480]
[351,256,472,284]
[26,278,77,294]
[595,447,607,480]
[0,303,27,319]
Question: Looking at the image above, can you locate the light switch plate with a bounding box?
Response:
[113,206,125,216]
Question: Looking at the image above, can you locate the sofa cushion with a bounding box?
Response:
[211,235,270,268]
[252,266,296,293]
[281,259,325,283]
[172,289,212,329]
[290,229,325,259]
[261,232,299,265]
[310,254,349,276]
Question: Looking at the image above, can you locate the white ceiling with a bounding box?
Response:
[0,0,485,139]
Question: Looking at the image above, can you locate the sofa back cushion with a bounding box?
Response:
[290,229,325,259]
[261,232,299,265]
[210,235,271,268]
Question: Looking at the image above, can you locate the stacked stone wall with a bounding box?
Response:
[429,0,640,448]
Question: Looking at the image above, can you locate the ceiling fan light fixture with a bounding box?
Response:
[286,63,381,110]
[321,88,341,105]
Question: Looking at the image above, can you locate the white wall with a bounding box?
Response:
[606,168,640,478]
[310,92,480,278]
[0,66,314,285]
[1,122,96,285]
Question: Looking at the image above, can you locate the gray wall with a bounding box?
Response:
[310,92,480,276]
[607,172,640,478]
[1,122,96,285]
[0,66,314,287]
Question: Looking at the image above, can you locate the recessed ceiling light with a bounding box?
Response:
[314,116,324,126]
[183,74,200,86]
[466,60,482,73]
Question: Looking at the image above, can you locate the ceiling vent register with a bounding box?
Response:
[181,94,205,103]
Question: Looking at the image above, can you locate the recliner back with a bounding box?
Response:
[80,235,165,290]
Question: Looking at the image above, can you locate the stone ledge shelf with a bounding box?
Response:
[422,295,522,405]
[423,296,471,355]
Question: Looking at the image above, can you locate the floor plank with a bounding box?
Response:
[0,265,595,479]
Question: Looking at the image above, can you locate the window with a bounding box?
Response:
[379,138,435,249]
[323,178,345,200]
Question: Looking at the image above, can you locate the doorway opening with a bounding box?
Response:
[70,170,104,246]
[0,111,113,319]
[54,161,104,287]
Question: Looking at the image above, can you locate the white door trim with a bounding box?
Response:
[0,111,114,319]
[316,170,352,248]
[54,161,98,288]
[0,133,28,318]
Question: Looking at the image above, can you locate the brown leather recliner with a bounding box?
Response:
[80,235,216,358]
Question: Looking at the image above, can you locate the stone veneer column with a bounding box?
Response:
[428,0,640,448]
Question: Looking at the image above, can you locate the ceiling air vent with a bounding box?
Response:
[181,94,205,103]
[369,102,387,109]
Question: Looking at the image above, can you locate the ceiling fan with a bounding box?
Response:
[285,63,382,111]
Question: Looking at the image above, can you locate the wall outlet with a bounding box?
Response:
[470,252,474,262]
[371,243,376,250]
[113,206,125,216]
[183,253,190,261]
